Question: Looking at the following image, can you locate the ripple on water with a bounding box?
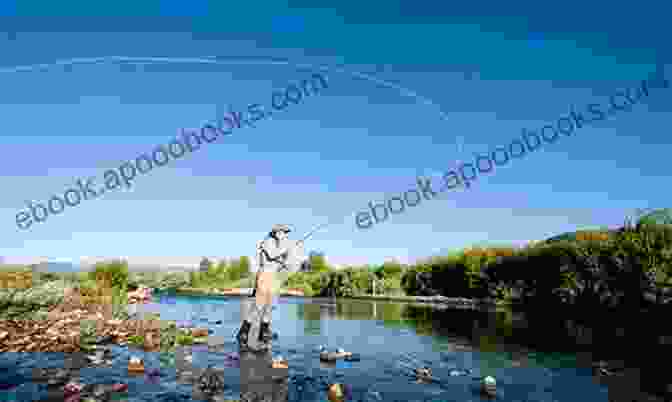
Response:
[2,296,620,402]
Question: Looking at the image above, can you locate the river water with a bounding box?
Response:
[0,294,637,401]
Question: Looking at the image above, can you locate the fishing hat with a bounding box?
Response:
[271,224,292,233]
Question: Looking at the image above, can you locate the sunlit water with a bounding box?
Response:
[0,294,613,401]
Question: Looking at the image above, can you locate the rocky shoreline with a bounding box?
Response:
[3,283,671,402]
[0,283,220,401]
[0,285,210,353]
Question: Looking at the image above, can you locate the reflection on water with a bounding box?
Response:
[240,348,289,402]
[291,297,669,400]
[9,294,668,401]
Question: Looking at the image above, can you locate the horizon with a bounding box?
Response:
[1,224,619,270]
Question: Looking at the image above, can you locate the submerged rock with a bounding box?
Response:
[481,376,496,397]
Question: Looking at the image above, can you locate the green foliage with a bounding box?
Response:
[401,268,418,295]
[157,272,190,290]
[381,275,403,295]
[0,279,68,319]
[128,335,145,348]
[636,208,672,227]
[238,256,251,278]
[188,270,198,287]
[213,261,229,282]
[160,321,178,352]
[326,270,353,297]
[381,260,404,277]
[307,251,330,273]
[344,267,374,295]
[227,256,252,281]
[107,284,130,320]
[80,319,98,351]
[611,220,672,301]
[88,260,129,291]
[286,272,318,296]
[187,257,253,289]
[175,330,195,346]
[312,265,403,297]
[474,217,672,310]
[200,257,213,272]
[39,272,60,282]
[128,271,163,289]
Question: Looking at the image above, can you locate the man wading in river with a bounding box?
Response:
[237,224,304,348]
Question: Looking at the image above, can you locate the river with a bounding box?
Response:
[2,293,652,401]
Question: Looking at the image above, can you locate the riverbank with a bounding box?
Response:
[168,287,508,308]
[169,286,306,297]
[0,284,210,353]
[343,294,504,306]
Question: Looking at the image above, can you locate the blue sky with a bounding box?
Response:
[0,1,670,268]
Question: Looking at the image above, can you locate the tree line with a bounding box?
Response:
[286,209,672,315]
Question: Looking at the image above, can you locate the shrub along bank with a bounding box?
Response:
[6,209,671,315]
[279,210,672,316]
[401,216,672,314]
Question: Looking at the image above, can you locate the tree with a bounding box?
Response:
[612,219,672,307]
[88,260,129,290]
[214,260,229,282]
[200,257,212,273]
[636,208,672,227]
[226,256,251,282]
[307,251,330,273]
[238,256,251,278]
[159,272,190,290]
[189,270,199,287]
[379,260,403,278]
[346,267,373,294]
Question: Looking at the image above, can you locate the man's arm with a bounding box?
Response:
[260,238,289,260]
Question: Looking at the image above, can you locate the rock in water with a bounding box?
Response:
[197,366,225,397]
[241,320,273,353]
[481,376,496,397]
[320,350,352,362]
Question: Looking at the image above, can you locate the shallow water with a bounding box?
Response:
[1,294,613,401]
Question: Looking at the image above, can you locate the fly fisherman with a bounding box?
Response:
[237,224,304,348]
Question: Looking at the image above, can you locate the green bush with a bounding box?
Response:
[344,267,374,295]
[160,321,178,352]
[88,260,129,290]
[381,275,403,295]
[175,331,195,346]
[128,335,145,348]
[307,252,331,273]
[39,272,60,282]
[228,256,251,280]
[377,261,403,278]
[286,272,316,296]
[0,280,68,319]
[295,282,317,297]
[157,272,190,290]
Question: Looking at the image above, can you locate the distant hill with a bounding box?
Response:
[124,264,196,273]
[34,261,90,273]
[544,229,616,244]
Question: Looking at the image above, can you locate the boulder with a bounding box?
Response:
[320,349,352,362]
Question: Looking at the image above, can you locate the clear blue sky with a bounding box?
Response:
[0,1,670,268]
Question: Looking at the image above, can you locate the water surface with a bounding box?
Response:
[1,294,614,401]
